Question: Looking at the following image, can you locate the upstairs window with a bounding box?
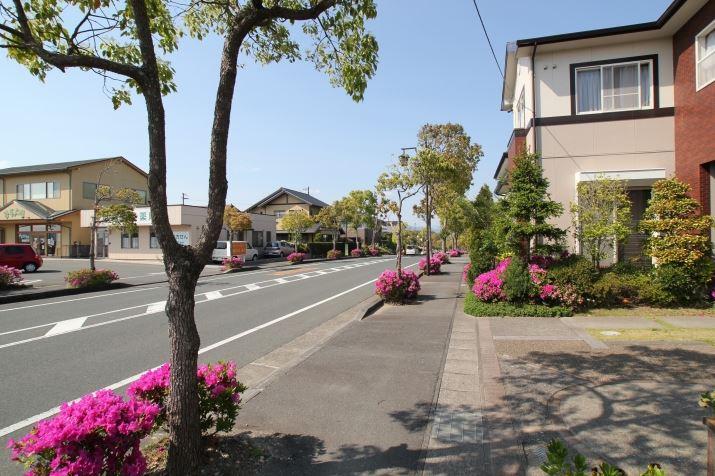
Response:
[82,182,97,200]
[15,182,60,200]
[575,60,653,114]
[696,20,715,90]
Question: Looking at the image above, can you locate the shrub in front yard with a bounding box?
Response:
[462,263,471,283]
[502,258,536,303]
[418,256,442,274]
[65,269,119,288]
[286,252,305,264]
[464,293,571,317]
[221,256,244,271]
[128,361,247,435]
[0,265,23,288]
[375,269,420,303]
[8,390,158,476]
[350,248,364,258]
[546,255,598,302]
[326,249,342,260]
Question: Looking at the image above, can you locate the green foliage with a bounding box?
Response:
[571,177,631,268]
[548,255,599,300]
[501,151,565,260]
[342,189,377,244]
[223,204,252,239]
[699,389,715,416]
[502,257,534,303]
[641,178,713,266]
[590,272,646,307]
[464,294,571,317]
[466,185,499,282]
[541,439,665,476]
[97,204,139,234]
[652,261,713,306]
[279,211,314,248]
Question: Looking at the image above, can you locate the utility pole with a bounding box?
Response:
[181,193,189,205]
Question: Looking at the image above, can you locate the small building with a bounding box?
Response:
[81,205,276,260]
[0,157,148,257]
[494,0,713,261]
[246,187,328,242]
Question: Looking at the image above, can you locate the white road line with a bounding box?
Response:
[0,263,417,438]
[45,317,88,336]
[0,258,397,349]
[205,291,222,300]
[274,278,289,284]
[146,301,166,314]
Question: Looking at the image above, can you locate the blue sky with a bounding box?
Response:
[1,0,671,224]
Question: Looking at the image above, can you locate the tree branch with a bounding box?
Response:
[259,0,337,21]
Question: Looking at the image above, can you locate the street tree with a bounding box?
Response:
[570,177,631,268]
[1,0,379,471]
[501,151,565,261]
[223,204,252,240]
[376,163,419,272]
[315,204,343,251]
[408,123,481,273]
[343,189,377,250]
[88,160,143,271]
[280,211,314,251]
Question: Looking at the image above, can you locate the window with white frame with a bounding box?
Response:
[516,89,526,129]
[575,59,653,114]
[696,20,715,90]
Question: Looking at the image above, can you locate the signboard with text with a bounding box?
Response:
[173,231,190,246]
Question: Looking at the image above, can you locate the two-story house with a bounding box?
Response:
[0,157,148,257]
[246,187,328,242]
[494,0,713,261]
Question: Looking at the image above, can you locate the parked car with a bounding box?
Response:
[264,241,293,258]
[405,245,421,256]
[0,243,43,272]
[211,241,259,263]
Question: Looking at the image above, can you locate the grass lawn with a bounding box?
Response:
[588,327,715,346]
[577,306,715,317]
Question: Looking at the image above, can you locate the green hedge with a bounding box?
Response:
[464,292,572,317]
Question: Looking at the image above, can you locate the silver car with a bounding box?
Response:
[264,241,293,258]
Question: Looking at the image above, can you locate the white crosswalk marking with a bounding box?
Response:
[245,283,261,291]
[146,301,166,314]
[45,317,88,336]
[205,291,222,300]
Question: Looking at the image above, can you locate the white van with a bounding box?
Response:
[211,241,259,263]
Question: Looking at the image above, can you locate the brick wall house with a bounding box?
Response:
[673,0,715,214]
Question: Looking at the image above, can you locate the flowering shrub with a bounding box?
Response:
[462,263,471,282]
[368,247,380,257]
[419,256,442,274]
[8,390,158,476]
[326,249,342,260]
[65,269,119,288]
[434,251,450,264]
[286,252,305,264]
[129,361,247,435]
[221,256,244,271]
[375,269,420,303]
[472,258,510,302]
[0,265,23,288]
[350,248,363,257]
[449,249,462,258]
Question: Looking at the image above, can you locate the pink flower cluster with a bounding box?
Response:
[462,263,472,282]
[472,258,511,302]
[433,252,450,264]
[65,269,119,289]
[350,248,364,257]
[326,249,342,260]
[221,256,244,271]
[286,252,305,263]
[129,361,247,435]
[368,247,380,257]
[418,256,442,274]
[8,390,158,476]
[449,249,462,258]
[375,269,421,303]
[0,265,23,288]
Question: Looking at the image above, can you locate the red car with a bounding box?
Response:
[0,244,43,272]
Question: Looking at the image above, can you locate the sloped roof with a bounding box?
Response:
[0,156,147,177]
[0,200,76,220]
[246,187,329,211]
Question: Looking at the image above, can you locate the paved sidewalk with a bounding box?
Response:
[236,262,465,474]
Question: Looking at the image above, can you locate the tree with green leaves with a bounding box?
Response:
[223,204,252,240]
[342,189,377,250]
[280,210,315,251]
[409,123,481,273]
[88,160,143,271]
[376,163,419,272]
[466,184,499,279]
[315,203,343,251]
[501,151,564,261]
[570,177,631,268]
[2,0,379,470]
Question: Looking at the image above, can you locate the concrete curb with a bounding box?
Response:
[0,282,133,305]
[357,295,384,320]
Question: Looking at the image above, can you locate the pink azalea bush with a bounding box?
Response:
[8,390,158,476]
[449,249,462,258]
[326,249,342,260]
[433,251,450,264]
[368,247,380,257]
[286,252,305,264]
[65,269,119,289]
[221,256,244,271]
[472,258,511,302]
[350,248,363,258]
[462,263,471,282]
[418,256,442,274]
[375,269,421,303]
[0,265,23,288]
[128,361,247,435]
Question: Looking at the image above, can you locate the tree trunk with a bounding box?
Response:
[396,209,403,272]
[425,185,432,275]
[89,223,96,271]
[165,266,201,476]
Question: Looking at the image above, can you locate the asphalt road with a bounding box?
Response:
[0,255,419,474]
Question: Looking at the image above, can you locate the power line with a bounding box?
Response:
[470,0,504,79]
